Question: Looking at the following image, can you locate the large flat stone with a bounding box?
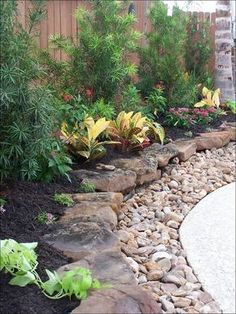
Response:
[198,130,231,148]
[44,221,119,261]
[111,155,160,185]
[72,169,137,193]
[172,140,197,161]
[60,202,118,229]
[141,143,179,167]
[71,285,163,314]
[69,192,123,215]
[194,136,223,150]
[58,249,137,286]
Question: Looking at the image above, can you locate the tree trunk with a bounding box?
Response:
[215,0,235,101]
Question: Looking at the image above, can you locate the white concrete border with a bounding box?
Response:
[180,183,236,313]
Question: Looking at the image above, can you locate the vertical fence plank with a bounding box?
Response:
[60,0,72,61]
[53,0,61,60]
[47,1,55,58]
[71,0,78,44]
[17,0,26,28]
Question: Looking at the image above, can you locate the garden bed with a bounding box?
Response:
[0,177,83,314]
[0,121,235,314]
[161,111,235,141]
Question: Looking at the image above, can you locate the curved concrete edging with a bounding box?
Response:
[180,183,236,314]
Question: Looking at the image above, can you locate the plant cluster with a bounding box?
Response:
[107,111,165,152]
[78,180,96,193]
[225,100,236,114]
[53,193,74,207]
[165,107,225,129]
[36,211,56,224]
[194,87,220,108]
[0,239,102,300]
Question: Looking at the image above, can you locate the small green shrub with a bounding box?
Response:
[53,193,74,207]
[120,84,141,111]
[225,100,236,114]
[0,239,103,300]
[87,99,115,120]
[145,88,167,115]
[0,198,6,206]
[36,211,55,224]
[78,181,96,193]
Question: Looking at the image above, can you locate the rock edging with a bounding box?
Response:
[44,127,235,313]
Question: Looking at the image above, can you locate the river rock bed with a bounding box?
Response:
[117,142,235,314]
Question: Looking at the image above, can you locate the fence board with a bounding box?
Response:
[16,0,216,72]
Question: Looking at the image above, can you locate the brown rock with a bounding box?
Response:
[194,136,223,150]
[111,154,160,185]
[60,202,118,229]
[71,192,123,214]
[197,130,231,149]
[142,143,178,167]
[71,285,163,314]
[44,220,119,261]
[223,126,236,141]
[72,169,137,193]
[58,249,136,286]
[147,270,164,281]
[172,140,197,161]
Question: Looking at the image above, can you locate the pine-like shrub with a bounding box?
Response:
[0,0,71,181]
[138,1,188,101]
[46,0,140,103]
[185,13,213,84]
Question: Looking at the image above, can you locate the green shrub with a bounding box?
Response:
[185,13,213,83]
[145,88,167,115]
[120,84,141,112]
[78,181,96,193]
[87,99,115,120]
[138,1,188,101]
[53,193,74,207]
[0,0,71,181]
[47,0,140,103]
[225,100,236,114]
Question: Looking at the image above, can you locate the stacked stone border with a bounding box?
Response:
[44,122,235,313]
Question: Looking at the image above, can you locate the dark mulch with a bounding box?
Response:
[0,175,83,314]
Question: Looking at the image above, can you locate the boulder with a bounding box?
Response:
[141,143,178,167]
[44,220,119,261]
[111,155,160,185]
[172,140,197,161]
[194,136,223,150]
[195,130,231,150]
[60,202,118,229]
[221,122,236,141]
[71,285,163,314]
[72,169,137,193]
[58,249,137,286]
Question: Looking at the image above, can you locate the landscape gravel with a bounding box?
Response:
[118,142,235,313]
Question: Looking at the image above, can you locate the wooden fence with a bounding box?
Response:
[17,0,216,70]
